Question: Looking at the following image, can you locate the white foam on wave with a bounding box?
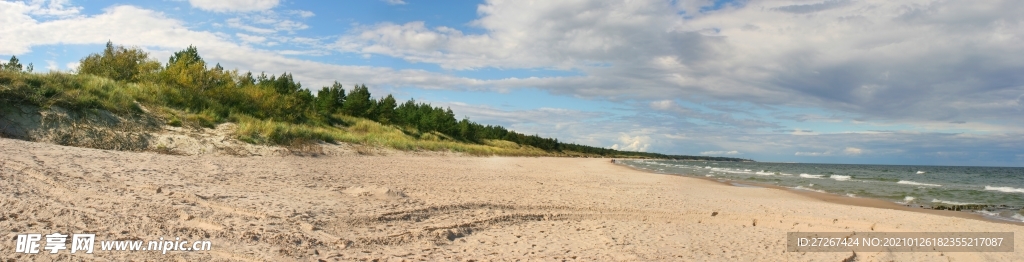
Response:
[830,175,851,181]
[897,180,942,187]
[705,174,714,177]
[897,196,916,204]
[931,199,978,206]
[916,171,926,174]
[799,173,823,179]
[755,171,775,176]
[793,186,827,193]
[974,211,1024,223]
[984,186,1024,193]
[712,168,755,175]
[975,210,1000,217]
[846,193,857,198]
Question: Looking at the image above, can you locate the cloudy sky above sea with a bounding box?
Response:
[3,0,1023,166]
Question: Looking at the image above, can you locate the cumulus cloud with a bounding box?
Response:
[6,1,1024,166]
[332,0,1024,130]
[188,0,279,12]
[610,134,651,152]
[0,4,525,90]
[15,0,82,17]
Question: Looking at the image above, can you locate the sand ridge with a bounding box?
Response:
[1,138,1022,261]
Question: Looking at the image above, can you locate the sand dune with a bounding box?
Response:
[1,138,1021,261]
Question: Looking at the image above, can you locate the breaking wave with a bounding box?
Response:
[897,180,941,187]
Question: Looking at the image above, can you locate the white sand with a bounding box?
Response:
[1,138,1021,261]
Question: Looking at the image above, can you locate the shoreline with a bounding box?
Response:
[611,160,1024,226]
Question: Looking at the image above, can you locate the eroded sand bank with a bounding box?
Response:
[1,138,1021,261]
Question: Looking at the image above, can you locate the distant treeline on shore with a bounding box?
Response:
[0,42,751,161]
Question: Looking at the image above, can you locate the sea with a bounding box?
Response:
[618,160,1024,223]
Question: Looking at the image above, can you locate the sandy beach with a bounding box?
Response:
[1,137,1022,261]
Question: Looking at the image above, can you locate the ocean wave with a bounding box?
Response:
[830,175,851,181]
[975,210,1024,223]
[984,186,1024,193]
[799,173,823,179]
[975,210,999,216]
[793,186,827,193]
[931,199,978,206]
[897,196,916,204]
[897,180,942,187]
[755,171,775,176]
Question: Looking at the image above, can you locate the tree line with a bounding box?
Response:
[3,41,750,161]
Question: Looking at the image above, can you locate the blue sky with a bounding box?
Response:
[3,0,1024,166]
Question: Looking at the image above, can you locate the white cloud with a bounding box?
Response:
[276,49,329,56]
[235,33,266,44]
[224,17,272,34]
[332,0,1024,130]
[45,60,58,71]
[21,0,82,17]
[188,0,279,12]
[6,1,1024,166]
[382,0,406,5]
[287,10,315,18]
[65,61,79,71]
[0,4,513,90]
[650,100,675,111]
[791,129,816,136]
[794,147,862,157]
[795,151,826,156]
[610,134,651,152]
[225,12,309,35]
[700,150,740,155]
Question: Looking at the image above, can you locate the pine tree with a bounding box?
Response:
[458,118,478,142]
[342,84,372,117]
[376,94,397,124]
[315,81,346,116]
[1,56,23,72]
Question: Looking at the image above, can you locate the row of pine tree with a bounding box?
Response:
[1,42,748,161]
